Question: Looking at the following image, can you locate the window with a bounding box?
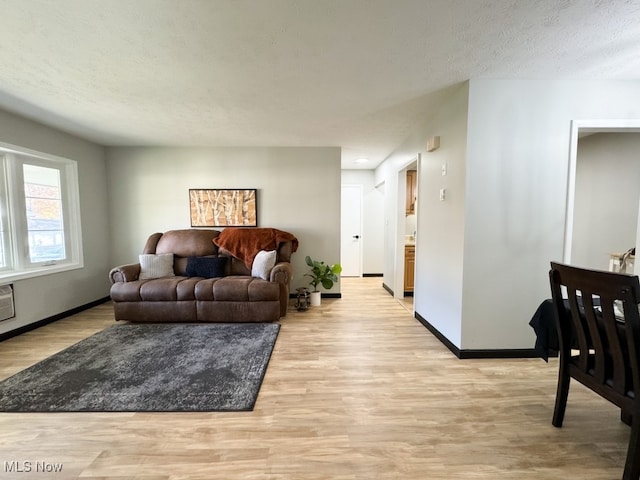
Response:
[0,142,82,281]
[23,164,66,264]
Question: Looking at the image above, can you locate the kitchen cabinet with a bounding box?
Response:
[404,245,415,293]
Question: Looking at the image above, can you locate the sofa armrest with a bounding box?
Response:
[270,262,292,317]
[270,262,292,285]
[109,263,141,284]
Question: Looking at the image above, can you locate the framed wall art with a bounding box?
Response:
[189,188,257,227]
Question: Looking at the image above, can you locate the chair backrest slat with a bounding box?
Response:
[564,286,591,372]
[581,292,606,383]
[602,292,628,395]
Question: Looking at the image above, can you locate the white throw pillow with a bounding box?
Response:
[251,250,277,280]
[139,253,175,280]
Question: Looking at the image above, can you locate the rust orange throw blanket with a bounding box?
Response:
[213,228,299,269]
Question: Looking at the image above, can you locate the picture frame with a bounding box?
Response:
[189,189,257,227]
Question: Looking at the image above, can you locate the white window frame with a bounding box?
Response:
[0,141,83,282]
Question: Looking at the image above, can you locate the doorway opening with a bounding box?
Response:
[395,154,420,313]
[564,120,640,272]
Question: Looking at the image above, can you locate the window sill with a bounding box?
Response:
[0,261,84,284]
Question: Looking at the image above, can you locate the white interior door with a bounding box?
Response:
[341,184,363,277]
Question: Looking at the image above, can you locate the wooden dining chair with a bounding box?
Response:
[549,261,640,480]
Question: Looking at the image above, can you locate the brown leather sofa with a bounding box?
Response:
[109,228,296,323]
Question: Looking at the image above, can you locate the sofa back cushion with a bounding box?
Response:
[218,248,252,275]
[218,244,291,276]
[143,229,293,277]
[154,229,221,256]
[145,229,220,276]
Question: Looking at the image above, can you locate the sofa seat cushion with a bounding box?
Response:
[143,277,206,301]
[110,280,145,302]
[194,276,279,302]
[111,275,279,304]
[110,277,202,302]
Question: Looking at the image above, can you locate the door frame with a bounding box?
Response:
[563,120,640,269]
[394,154,420,299]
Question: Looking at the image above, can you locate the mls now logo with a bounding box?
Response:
[4,460,63,473]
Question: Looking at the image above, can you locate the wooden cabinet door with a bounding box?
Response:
[404,246,415,292]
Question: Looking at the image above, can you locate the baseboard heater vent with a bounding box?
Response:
[0,284,15,321]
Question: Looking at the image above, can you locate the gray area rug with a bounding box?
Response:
[0,323,280,412]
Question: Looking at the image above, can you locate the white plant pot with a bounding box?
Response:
[310,291,321,307]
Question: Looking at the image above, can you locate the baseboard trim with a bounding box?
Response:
[457,348,541,359]
[415,312,539,359]
[382,283,394,296]
[0,296,111,343]
[362,273,383,277]
[289,292,342,299]
[414,312,460,356]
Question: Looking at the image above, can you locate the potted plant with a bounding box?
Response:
[304,256,342,306]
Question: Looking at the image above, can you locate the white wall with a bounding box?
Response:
[106,146,341,293]
[375,159,400,292]
[375,83,469,346]
[571,132,640,270]
[375,79,640,352]
[0,109,110,335]
[416,87,469,347]
[463,79,640,350]
[341,169,384,275]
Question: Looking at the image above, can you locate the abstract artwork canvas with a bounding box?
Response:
[189,189,257,227]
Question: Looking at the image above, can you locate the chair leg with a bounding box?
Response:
[623,417,640,480]
[553,363,570,427]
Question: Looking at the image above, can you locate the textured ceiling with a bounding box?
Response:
[0,0,639,169]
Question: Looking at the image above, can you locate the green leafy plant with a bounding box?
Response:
[304,256,342,292]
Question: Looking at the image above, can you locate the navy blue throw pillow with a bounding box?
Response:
[185,256,228,278]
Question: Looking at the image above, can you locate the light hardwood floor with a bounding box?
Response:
[0,277,631,479]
